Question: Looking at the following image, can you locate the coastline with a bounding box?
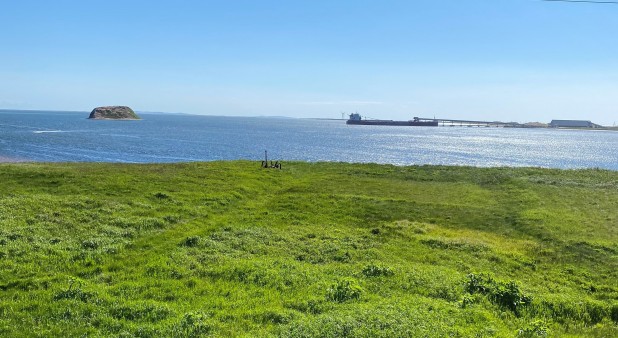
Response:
[88,117,141,121]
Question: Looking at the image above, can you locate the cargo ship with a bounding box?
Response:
[346,113,439,126]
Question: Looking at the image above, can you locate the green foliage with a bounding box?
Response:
[465,273,532,314]
[362,263,395,277]
[0,161,616,336]
[327,278,363,303]
[53,278,95,303]
[170,312,213,336]
[530,297,616,325]
[494,281,531,313]
[279,300,462,337]
[517,320,549,337]
[109,302,172,322]
[153,192,170,200]
[180,236,200,247]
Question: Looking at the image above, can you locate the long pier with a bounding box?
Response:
[414,117,523,128]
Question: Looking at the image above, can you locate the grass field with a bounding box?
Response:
[0,161,616,337]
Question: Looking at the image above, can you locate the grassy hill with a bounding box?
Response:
[0,161,616,337]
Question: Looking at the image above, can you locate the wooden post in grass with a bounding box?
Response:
[262,150,268,168]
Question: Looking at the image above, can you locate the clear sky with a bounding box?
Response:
[1,0,617,125]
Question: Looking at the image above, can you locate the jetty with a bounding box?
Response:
[346,114,606,129]
[413,117,524,128]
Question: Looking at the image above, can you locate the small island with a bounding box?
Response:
[88,106,140,120]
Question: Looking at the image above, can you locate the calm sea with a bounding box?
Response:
[1,110,617,170]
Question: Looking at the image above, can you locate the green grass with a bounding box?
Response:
[0,161,616,337]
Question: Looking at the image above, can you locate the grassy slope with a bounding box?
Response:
[0,161,616,337]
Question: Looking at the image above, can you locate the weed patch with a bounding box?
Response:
[465,273,531,314]
[362,263,395,277]
[327,278,363,303]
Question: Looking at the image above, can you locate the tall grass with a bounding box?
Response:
[0,161,616,337]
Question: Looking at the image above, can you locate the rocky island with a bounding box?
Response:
[88,106,140,120]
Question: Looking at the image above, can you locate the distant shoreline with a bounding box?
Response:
[0,156,28,163]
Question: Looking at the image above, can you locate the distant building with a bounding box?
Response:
[549,120,600,128]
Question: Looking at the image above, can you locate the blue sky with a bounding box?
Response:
[1,0,617,124]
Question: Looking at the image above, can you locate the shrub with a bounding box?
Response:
[154,192,170,199]
[493,281,532,313]
[460,294,475,308]
[464,273,493,294]
[362,264,395,277]
[81,239,100,250]
[326,278,363,303]
[464,273,531,314]
[181,236,200,247]
[53,278,95,302]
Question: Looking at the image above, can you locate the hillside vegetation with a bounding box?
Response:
[0,161,616,337]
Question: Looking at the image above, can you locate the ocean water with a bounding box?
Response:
[1,110,617,170]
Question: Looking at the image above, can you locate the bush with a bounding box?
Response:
[362,264,395,277]
[326,278,363,303]
[180,236,200,247]
[464,273,531,314]
[493,281,532,313]
[81,239,100,250]
[154,192,170,199]
[460,294,475,308]
[464,273,493,294]
[53,278,95,303]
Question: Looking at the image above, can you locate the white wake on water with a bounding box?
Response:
[33,130,65,134]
